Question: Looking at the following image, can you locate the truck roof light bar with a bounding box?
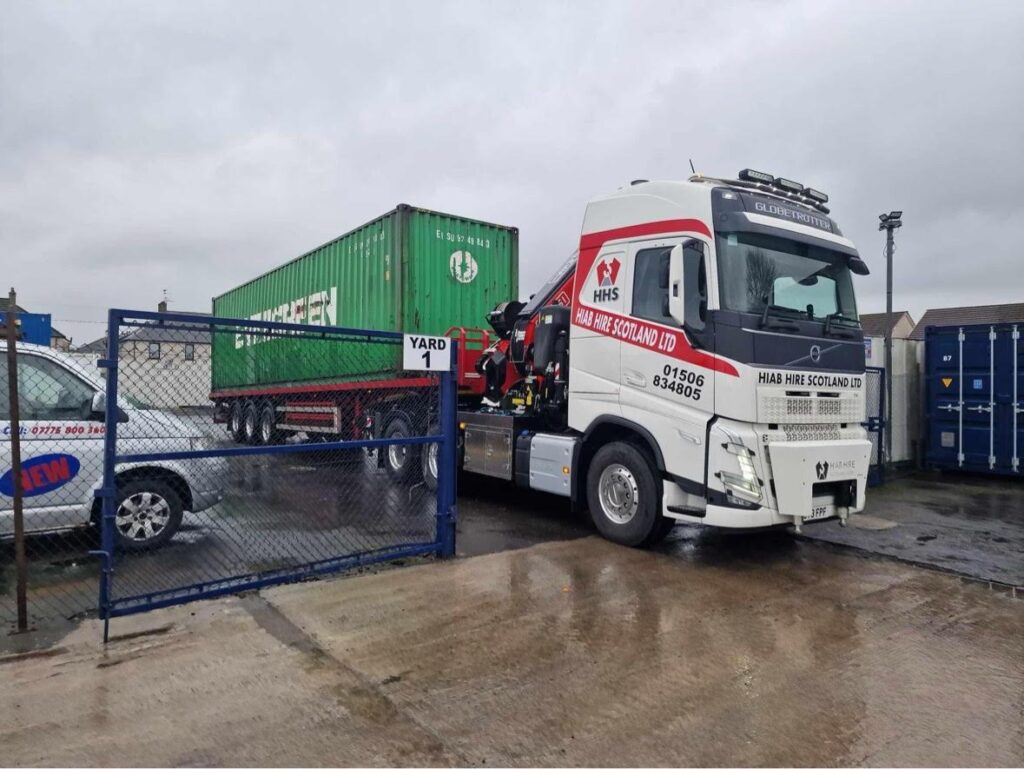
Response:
[773,177,804,194]
[738,168,774,184]
[803,187,829,204]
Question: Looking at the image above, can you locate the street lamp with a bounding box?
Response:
[878,210,903,467]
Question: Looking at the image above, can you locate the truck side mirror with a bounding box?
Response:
[668,244,685,326]
[683,243,707,332]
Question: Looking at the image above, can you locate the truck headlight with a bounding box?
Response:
[719,442,762,503]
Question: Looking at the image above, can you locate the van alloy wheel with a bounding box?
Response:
[115,491,171,542]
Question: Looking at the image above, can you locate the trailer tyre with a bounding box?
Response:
[243,401,259,445]
[384,415,421,484]
[258,402,280,445]
[421,422,439,491]
[586,441,664,547]
[229,401,246,442]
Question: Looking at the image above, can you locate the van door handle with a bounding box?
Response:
[624,372,647,387]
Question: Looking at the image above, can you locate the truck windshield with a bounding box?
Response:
[715,232,858,321]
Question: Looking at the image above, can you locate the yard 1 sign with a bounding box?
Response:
[403,334,450,372]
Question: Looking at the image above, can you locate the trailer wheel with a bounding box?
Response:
[243,401,259,445]
[586,441,664,547]
[229,401,246,442]
[258,402,280,445]
[421,422,439,491]
[384,415,421,484]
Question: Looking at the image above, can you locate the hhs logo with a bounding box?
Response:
[593,257,621,302]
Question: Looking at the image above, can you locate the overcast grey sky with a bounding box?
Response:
[2,0,1023,345]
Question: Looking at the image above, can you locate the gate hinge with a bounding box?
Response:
[96,358,115,370]
[93,488,116,500]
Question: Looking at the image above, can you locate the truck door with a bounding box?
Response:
[0,352,104,535]
[619,238,715,483]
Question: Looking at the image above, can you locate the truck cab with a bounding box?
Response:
[462,170,871,546]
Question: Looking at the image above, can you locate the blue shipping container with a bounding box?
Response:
[926,323,1022,476]
[0,311,52,347]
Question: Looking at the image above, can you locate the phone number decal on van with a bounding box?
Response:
[0,453,81,498]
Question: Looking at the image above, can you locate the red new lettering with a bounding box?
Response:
[29,466,46,490]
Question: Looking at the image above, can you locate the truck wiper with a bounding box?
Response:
[823,311,860,338]
[759,303,801,332]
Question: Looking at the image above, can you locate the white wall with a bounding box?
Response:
[865,336,922,464]
[70,342,212,408]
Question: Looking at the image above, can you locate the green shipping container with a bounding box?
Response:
[211,205,518,393]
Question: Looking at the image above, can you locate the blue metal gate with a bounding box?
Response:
[94,309,457,639]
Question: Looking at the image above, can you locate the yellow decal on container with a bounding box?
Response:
[941,377,953,388]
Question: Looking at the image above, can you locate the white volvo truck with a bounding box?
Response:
[446,169,872,546]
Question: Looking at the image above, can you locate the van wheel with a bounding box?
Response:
[229,401,245,442]
[586,442,666,547]
[384,415,420,484]
[243,401,259,444]
[258,402,279,445]
[113,480,183,551]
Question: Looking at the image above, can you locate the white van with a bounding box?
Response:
[1,342,225,550]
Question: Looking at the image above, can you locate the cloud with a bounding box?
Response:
[1,0,1022,345]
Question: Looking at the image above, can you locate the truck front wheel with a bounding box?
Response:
[586,442,671,547]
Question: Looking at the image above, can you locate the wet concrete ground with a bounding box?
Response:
[2,537,1021,766]
[803,472,1024,587]
[3,462,1022,635]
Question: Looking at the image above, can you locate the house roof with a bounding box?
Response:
[859,311,913,338]
[77,312,213,351]
[909,302,1024,340]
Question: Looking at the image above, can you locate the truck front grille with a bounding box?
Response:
[758,389,864,424]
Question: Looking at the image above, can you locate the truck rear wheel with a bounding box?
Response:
[384,415,421,484]
[586,441,670,547]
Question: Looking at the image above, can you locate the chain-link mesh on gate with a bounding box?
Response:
[2,333,109,633]
[92,309,456,636]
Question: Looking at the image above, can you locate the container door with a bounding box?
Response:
[957,326,999,469]
[994,324,1022,474]
[927,329,963,467]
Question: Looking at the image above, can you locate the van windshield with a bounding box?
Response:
[715,232,858,321]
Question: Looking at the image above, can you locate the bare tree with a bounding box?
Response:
[745,249,777,308]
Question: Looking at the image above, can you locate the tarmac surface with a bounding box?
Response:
[2,535,1021,767]
[801,471,1024,586]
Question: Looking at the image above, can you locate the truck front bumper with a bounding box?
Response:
[693,437,871,529]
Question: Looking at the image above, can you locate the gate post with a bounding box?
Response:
[94,309,123,641]
[435,341,458,558]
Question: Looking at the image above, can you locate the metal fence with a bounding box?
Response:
[2,307,457,638]
[864,366,886,486]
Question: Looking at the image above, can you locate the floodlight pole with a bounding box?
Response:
[878,214,902,466]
